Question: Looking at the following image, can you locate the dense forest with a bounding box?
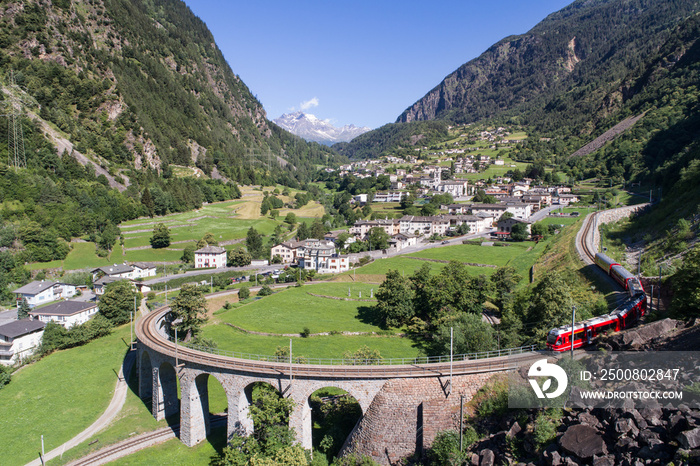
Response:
[0,0,341,186]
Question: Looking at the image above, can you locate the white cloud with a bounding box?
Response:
[300,97,319,111]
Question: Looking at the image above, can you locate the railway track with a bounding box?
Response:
[67,417,226,466]
[579,211,597,264]
[137,305,538,379]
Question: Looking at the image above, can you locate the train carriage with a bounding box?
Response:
[594,252,619,274]
[546,291,647,351]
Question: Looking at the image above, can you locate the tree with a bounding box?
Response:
[376,270,415,327]
[17,298,30,319]
[310,218,326,240]
[238,286,250,300]
[671,249,700,317]
[201,232,218,246]
[368,227,389,250]
[170,284,208,341]
[228,248,252,267]
[246,227,263,259]
[284,212,297,225]
[490,266,522,311]
[141,187,155,217]
[181,244,195,264]
[258,285,273,297]
[530,222,549,239]
[510,222,530,241]
[99,280,138,325]
[527,274,575,339]
[297,222,310,241]
[150,223,171,249]
[433,313,496,355]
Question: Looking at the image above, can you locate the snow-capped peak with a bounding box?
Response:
[273,111,371,145]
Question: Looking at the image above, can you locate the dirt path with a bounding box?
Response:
[25,351,136,466]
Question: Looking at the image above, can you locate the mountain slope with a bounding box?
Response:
[273,111,370,145]
[397,0,698,133]
[0,0,339,185]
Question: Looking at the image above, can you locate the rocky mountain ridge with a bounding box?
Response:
[273,111,371,145]
[396,0,699,130]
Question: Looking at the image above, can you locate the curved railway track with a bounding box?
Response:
[136,306,538,379]
[579,211,598,264]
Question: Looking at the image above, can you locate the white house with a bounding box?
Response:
[388,233,419,251]
[194,246,227,269]
[29,301,99,329]
[373,191,406,203]
[437,180,468,197]
[131,263,157,279]
[91,264,135,283]
[12,281,77,308]
[0,320,45,365]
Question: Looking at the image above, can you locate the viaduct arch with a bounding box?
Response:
[135,306,537,463]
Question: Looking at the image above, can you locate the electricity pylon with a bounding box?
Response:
[1,70,28,168]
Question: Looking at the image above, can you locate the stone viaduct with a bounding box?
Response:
[135,306,538,464]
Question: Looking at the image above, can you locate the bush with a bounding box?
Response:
[258,285,273,297]
[39,316,114,355]
[300,327,311,338]
[428,430,469,465]
[238,286,250,300]
[0,365,11,390]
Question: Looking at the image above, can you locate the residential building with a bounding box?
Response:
[131,263,157,279]
[12,281,77,308]
[388,233,419,251]
[296,239,349,273]
[29,301,99,329]
[437,180,468,197]
[194,246,227,269]
[497,217,532,238]
[271,240,303,264]
[0,320,45,365]
[93,276,133,296]
[372,191,406,203]
[350,219,401,239]
[91,264,135,283]
[556,194,580,205]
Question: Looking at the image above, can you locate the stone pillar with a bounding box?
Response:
[152,363,178,421]
[138,350,153,400]
[181,372,210,447]
[289,391,313,450]
[227,384,253,440]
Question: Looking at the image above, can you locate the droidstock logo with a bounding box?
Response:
[528,359,568,399]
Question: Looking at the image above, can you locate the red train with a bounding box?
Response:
[546,252,647,351]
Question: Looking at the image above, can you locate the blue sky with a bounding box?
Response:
[183,0,573,129]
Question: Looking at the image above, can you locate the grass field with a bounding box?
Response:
[0,325,132,466]
[213,283,385,335]
[200,324,421,361]
[406,242,533,267]
[53,362,228,465]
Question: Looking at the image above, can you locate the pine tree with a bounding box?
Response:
[141,187,155,218]
[17,298,31,320]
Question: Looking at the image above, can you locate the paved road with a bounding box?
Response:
[0,308,17,326]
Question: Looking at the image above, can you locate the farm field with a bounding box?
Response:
[0,325,132,466]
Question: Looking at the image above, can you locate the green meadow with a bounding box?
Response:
[0,325,132,466]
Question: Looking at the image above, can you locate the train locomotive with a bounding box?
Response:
[546,252,647,352]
